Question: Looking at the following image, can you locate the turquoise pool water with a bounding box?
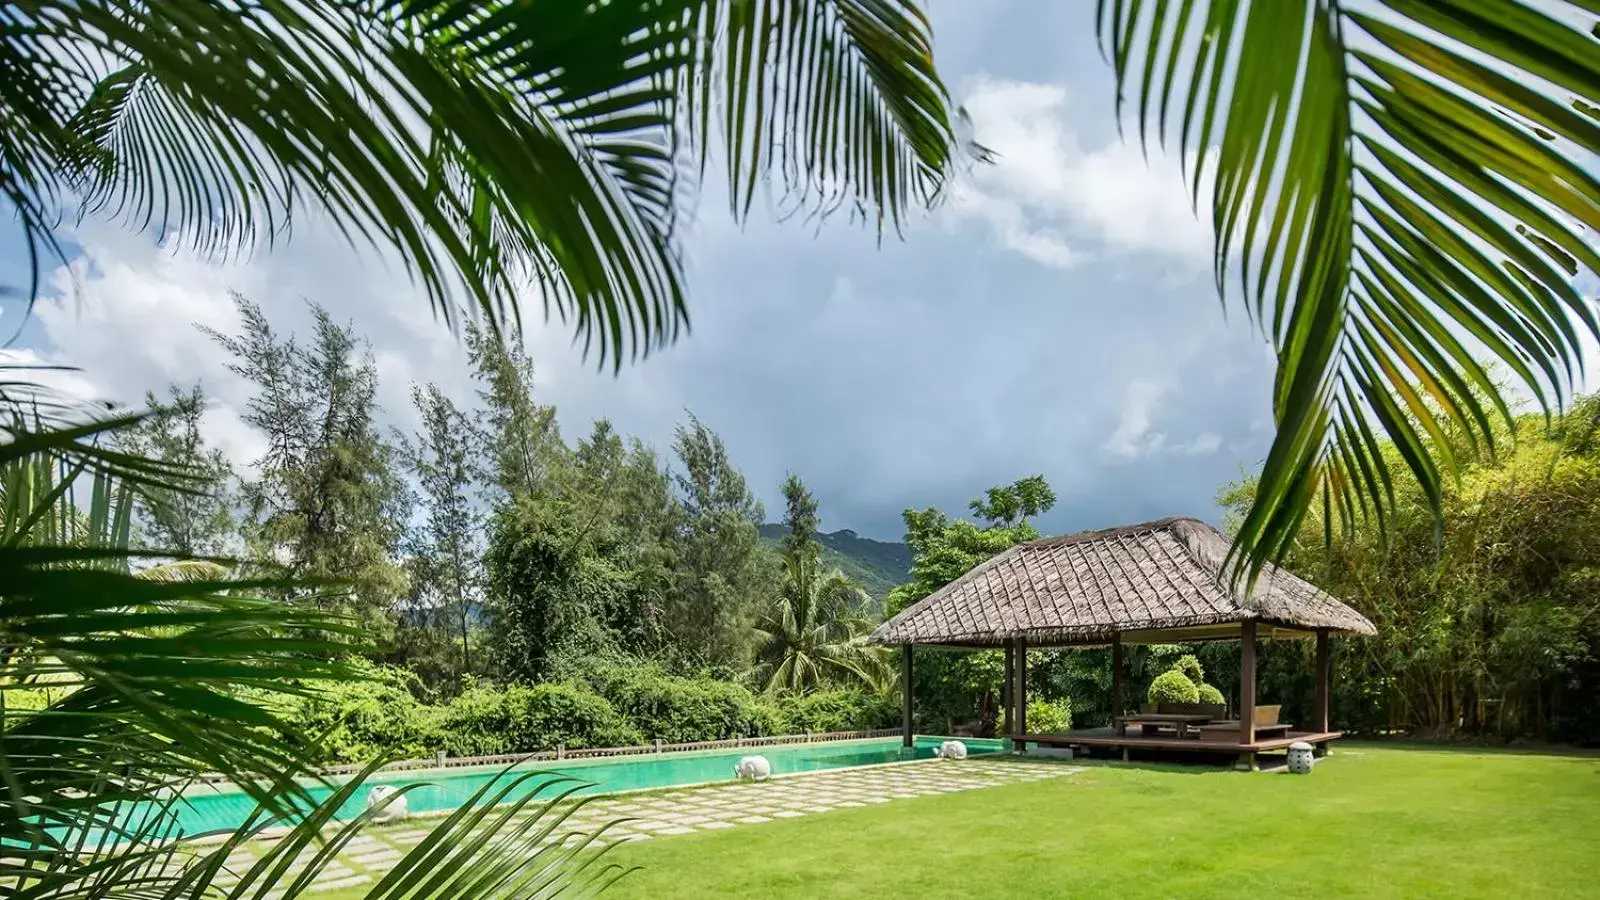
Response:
[171,736,1002,836]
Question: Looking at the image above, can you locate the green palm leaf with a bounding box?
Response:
[5,0,965,367]
[1099,0,1600,579]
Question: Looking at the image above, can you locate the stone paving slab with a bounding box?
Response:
[223,755,1080,892]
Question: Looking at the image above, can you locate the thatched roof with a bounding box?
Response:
[868,516,1375,648]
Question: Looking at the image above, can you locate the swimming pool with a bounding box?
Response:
[171,736,1004,836]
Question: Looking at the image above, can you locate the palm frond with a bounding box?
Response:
[1100,0,1600,579]
[5,0,965,367]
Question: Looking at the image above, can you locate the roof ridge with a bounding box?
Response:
[1021,515,1214,550]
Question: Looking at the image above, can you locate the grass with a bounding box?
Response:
[599,744,1598,898]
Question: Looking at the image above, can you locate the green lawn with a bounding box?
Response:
[601,744,1598,898]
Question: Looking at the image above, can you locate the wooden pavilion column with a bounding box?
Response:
[1111,633,1125,732]
[901,644,914,749]
[1315,628,1332,744]
[1238,620,1257,768]
[1011,637,1028,749]
[1001,642,1014,737]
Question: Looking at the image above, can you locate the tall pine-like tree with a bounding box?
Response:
[206,295,408,638]
[398,383,484,686]
[118,383,237,556]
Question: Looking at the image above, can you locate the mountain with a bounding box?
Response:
[758,525,913,608]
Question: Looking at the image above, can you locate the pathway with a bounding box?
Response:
[219,755,1081,893]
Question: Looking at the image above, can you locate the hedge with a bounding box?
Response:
[1147,669,1200,705]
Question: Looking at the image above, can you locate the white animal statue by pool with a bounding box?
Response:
[733,755,772,781]
[367,785,408,823]
[934,740,968,760]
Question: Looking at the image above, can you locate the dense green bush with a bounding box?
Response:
[1195,682,1226,707]
[584,666,776,742]
[437,683,643,756]
[289,667,445,763]
[1026,698,1072,733]
[1148,670,1199,705]
[777,689,898,733]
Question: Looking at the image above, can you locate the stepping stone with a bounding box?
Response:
[735,816,770,825]
[770,810,804,818]
[350,850,402,868]
[656,826,695,835]
[697,821,735,830]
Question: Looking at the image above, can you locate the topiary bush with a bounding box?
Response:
[437,683,642,756]
[1147,669,1199,705]
[1195,682,1226,707]
[1026,698,1072,733]
[1173,654,1205,685]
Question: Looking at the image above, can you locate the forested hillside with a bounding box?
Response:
[757,525,911,607]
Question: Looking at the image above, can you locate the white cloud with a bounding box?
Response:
[1101,380,1224,463]
[949,75,1214,270]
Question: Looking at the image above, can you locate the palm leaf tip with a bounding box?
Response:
[1099,0,1600,582]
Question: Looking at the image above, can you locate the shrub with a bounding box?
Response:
[778,689,899,734]
[438,683,642,757]
[585,666,773,742]
[1026,698,1072,733]
[1147,670,1199,705]
[287,665,445,763]
[1196,682,1226,707]
[1172,654,1205,685]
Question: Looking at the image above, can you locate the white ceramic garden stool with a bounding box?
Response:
[1286,741,1315,775]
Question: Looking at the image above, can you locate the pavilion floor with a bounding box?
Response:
[1015,727,1342,763]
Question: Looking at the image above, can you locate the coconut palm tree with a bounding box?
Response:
[754,548,889,694]
[1094,1,1599,577]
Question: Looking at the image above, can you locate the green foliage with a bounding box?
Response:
[1172,655,1204,686]
[776,689,899,734]
[758,525,912,607]
[1100,2,1600,585]
[583,666,777,743]
[1221,399,1600,742]
[1196,683,1226,707]
[663,415,776,668]
[116,383,236,555]
[888,477,1057,734]
[755,546,888,694]
[288,664,444,763]
[207,295,409,639]
[1147,670,1200,706]
[1026,698,1072,734]
[437,683,644,757]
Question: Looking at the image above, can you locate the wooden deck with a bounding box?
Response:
[1016,728,1342,764]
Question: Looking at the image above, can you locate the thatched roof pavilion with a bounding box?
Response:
[872,517,1376,767]
[869,516,1374,648]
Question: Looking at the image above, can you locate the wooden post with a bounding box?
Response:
[1012,637,1028,749]
[1315,628,1331,734]
[1001,643,1014,737]
[1239,620,1257,748]
[901,644,914,748]
[1112,633,1125,733]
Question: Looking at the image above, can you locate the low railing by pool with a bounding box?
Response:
[311,728,905,777]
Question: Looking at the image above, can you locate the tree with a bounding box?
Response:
[116,383,236,555]
[466,325,564,504]
[1099,2,1600,577]
[779,473,822,559]
[664,415,775,669]
[207,295,409,636]
[755,548,886,694]
[886,477,1059,733]
[397,383,484,687]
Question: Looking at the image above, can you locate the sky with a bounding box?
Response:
[0,1,1287,543]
